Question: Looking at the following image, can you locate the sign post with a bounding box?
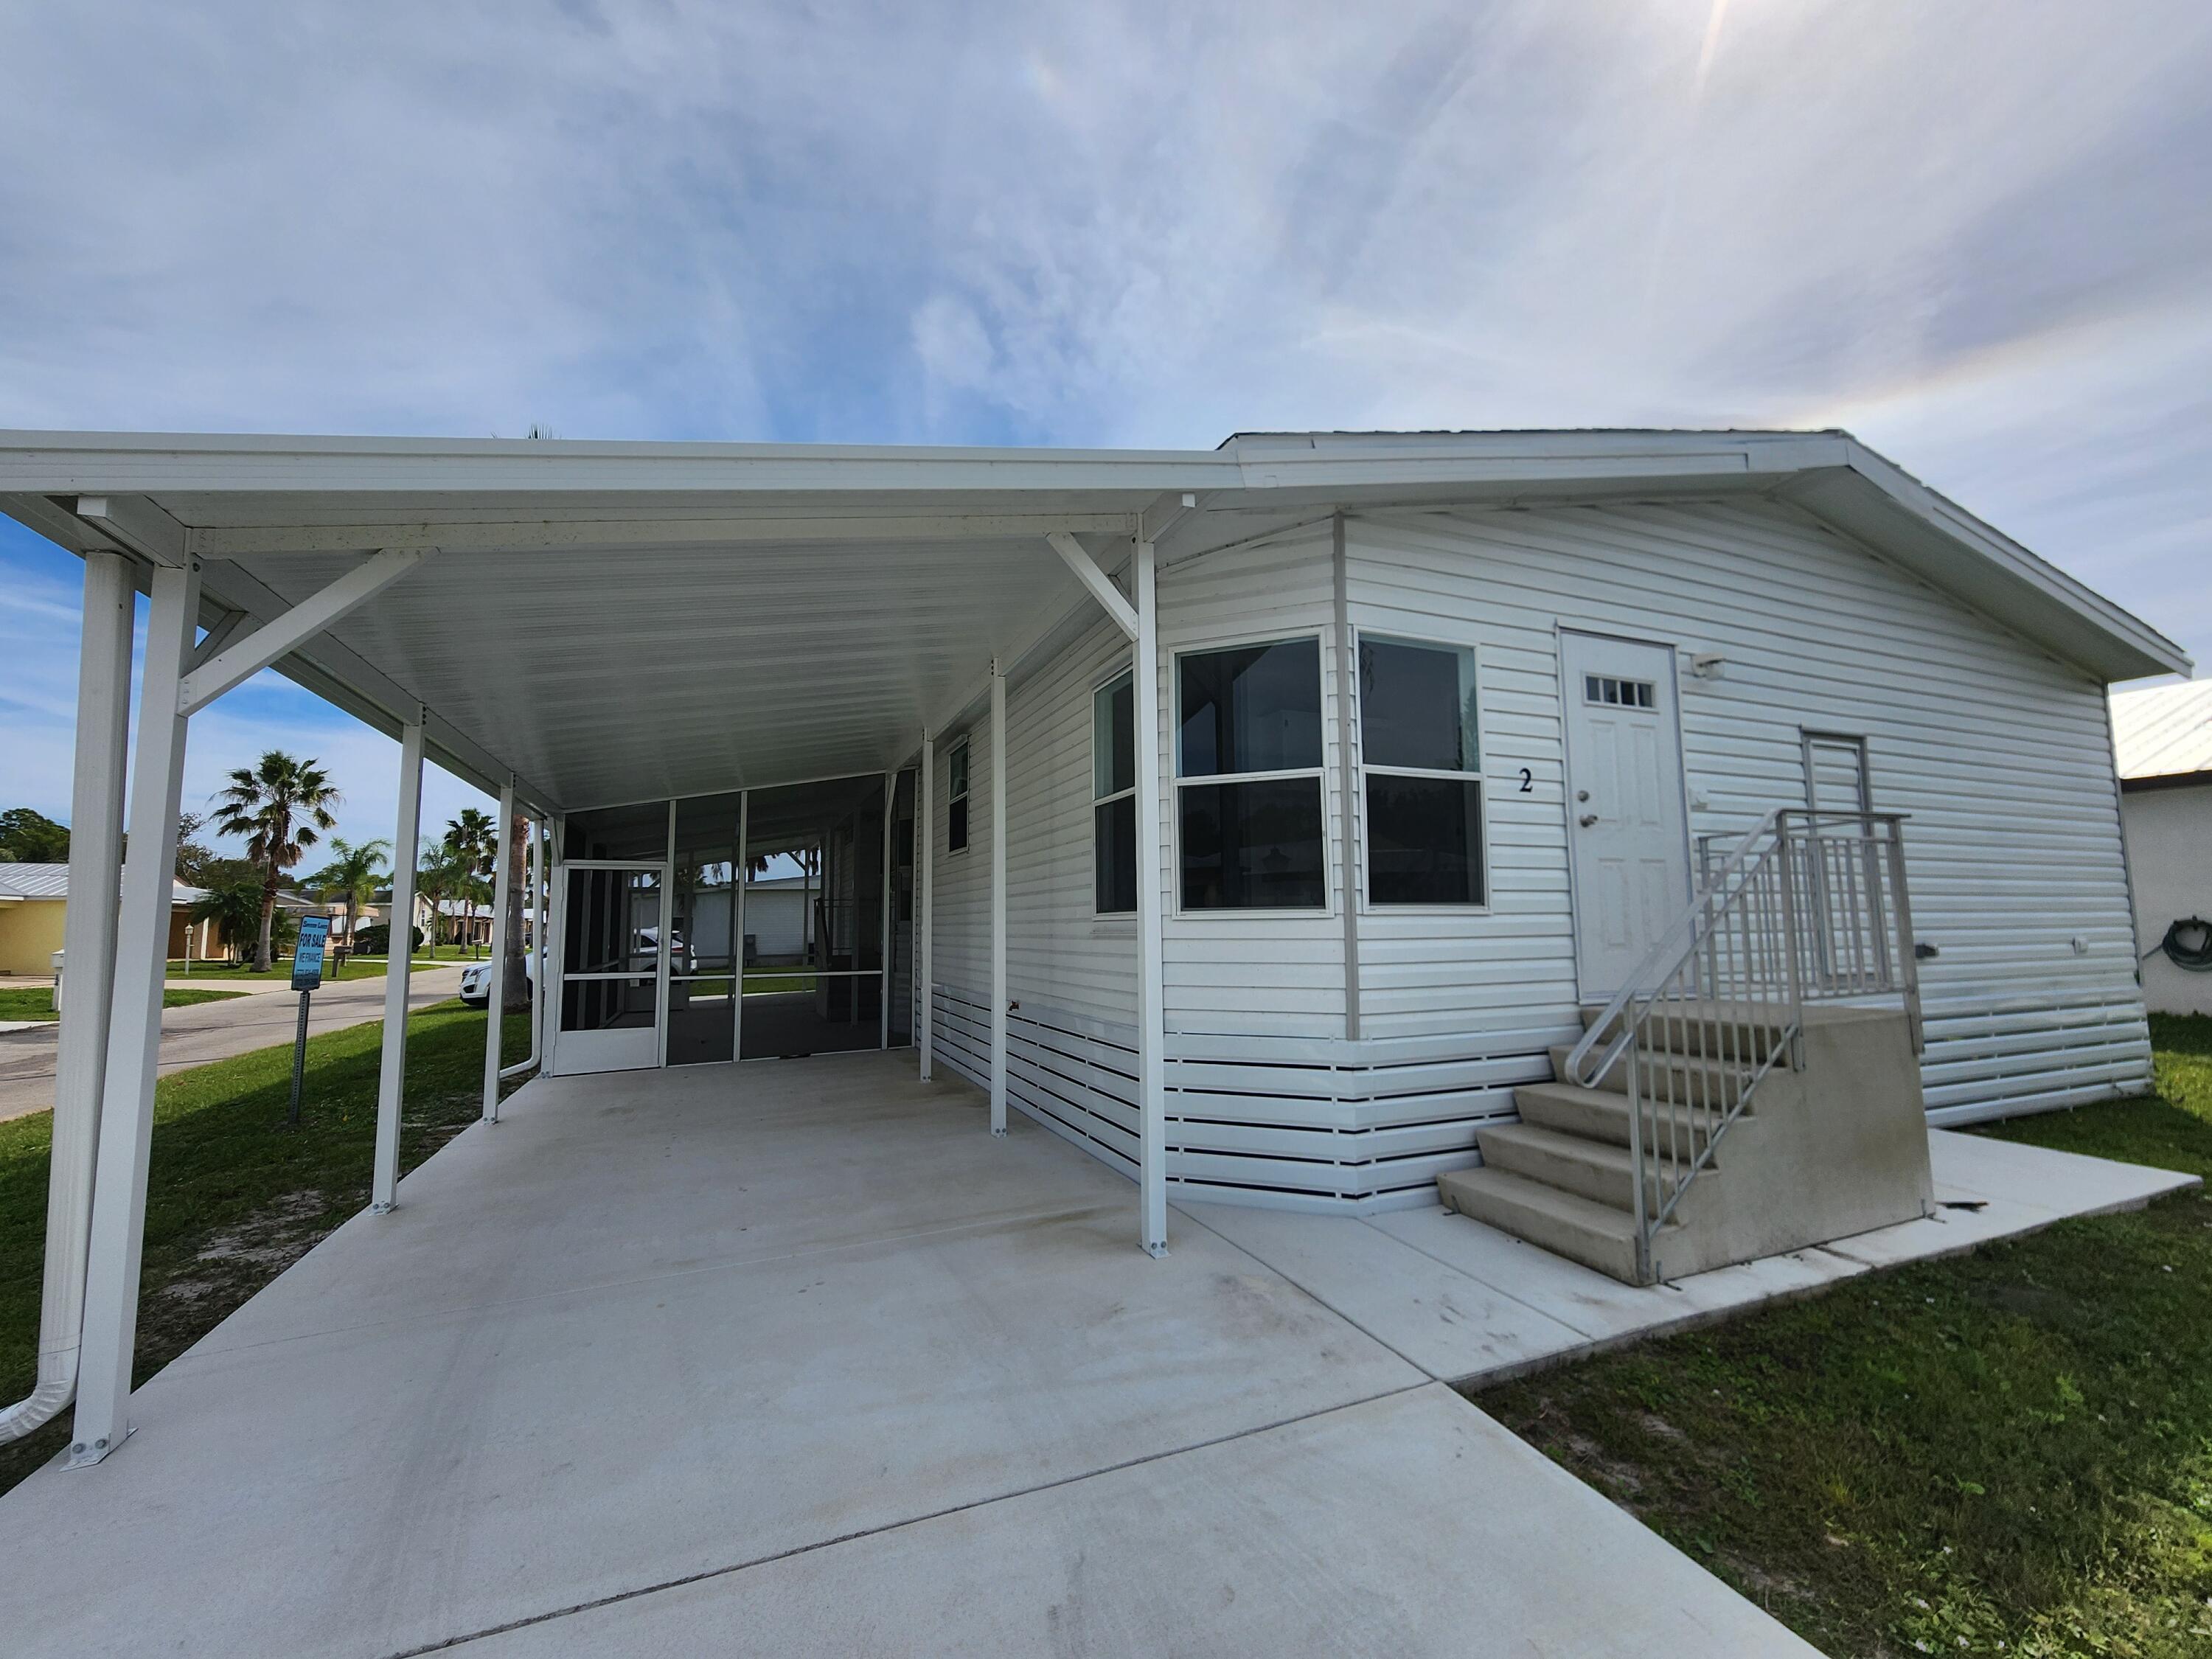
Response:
[288,916,331,1127]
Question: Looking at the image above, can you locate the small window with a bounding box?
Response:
[1176,638,1326,910]
[947,739,970,853]
[1093,672,1136,913]
[1584,675,1655,709]
[1360,637,1484,905]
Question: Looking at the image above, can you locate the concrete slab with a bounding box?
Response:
[1,1054,1428,1659]
[451,1385,1820,1658]
[1928,1126,2199,1215]
[1177,1200,1592,1380]
[1214,1132,2197,1388]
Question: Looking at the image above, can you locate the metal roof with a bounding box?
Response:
[0,428,2187,815]
[2111,681,2212,782]
[0,864,206,902]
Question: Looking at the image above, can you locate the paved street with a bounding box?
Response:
[0,966,467,1121]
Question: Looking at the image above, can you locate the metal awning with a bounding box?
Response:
[0,427,2188,811]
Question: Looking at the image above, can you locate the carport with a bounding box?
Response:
[2,431,1237,1468]
[1,1047,1822,1657]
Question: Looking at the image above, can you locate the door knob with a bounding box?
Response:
[1578,813,1599,827]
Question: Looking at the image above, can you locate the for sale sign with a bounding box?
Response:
[291,915,331,992]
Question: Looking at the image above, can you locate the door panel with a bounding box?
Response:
[1562,633,1691,999]
[550,863,667,1074]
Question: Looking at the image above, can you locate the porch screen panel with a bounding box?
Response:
[560,866,662,1033]
[669,793,740,1065]
[739,774,891,1060]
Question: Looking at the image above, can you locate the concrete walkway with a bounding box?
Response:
[1182,1130,2197,1385]
[2,1052,1822,1658]
[0,965,466,1121]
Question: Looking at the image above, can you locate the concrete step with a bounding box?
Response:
[1436,1165,1652,1282]
[1545,1046,1751,1110]
[1478,1121,1650,1209]
[1517,1079,1726,1154]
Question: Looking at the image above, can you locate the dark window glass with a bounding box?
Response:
[1094,796,1136,913]
[1179,779,1326,909]
[948,740,970,852]
[1095,675,1134,797]
[1366,776,1484,905]
[1178,640,1322,776]
[1360,640,1478,771]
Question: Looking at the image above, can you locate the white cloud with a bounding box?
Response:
[1,0,2206,832]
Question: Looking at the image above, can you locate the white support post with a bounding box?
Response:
[917,736,933,1081]
[69,557,201,1466]
[543,816,568,1077]
[372,715,425,1214]
[1131,538,1169,1257]
[530,814,546,1060]
[499,810,545,1081]
[989,667,1008,1135]
[732,794,748,1063]
[481,778,516,1123]
[880,769,894,1049]
[1,552,133,1445]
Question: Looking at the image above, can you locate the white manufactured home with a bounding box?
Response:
[0,428,2188,1467]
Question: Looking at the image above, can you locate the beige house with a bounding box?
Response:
[0,865,213,975]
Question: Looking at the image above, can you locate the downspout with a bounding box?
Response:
[0,551,133,1444]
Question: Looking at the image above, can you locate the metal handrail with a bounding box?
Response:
[1559,808,1919,1282]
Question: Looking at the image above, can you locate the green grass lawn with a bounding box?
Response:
[164,956,450,984]
[1481,1012,2212,1658]
[0,987,248,1021]
[0,1001,528,1499]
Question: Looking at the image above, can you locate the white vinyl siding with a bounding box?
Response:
[927,494,2152,1212]
[1346,498,2150,1124]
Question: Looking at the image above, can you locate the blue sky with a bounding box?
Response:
[2,0,2207,858]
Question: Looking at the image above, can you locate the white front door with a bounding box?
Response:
[549,861,669,1075]
[1561,632,1691,1000]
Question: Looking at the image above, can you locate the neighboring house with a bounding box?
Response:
[2111,680,2212,1017]
[0,864,212,973]
[740,872,814,964]
[7,427,2191,1287]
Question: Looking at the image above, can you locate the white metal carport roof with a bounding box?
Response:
[0,427,2188,813]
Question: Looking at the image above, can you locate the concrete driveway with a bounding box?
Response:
[0,964,465,1121]
[1,1049,1815,1657]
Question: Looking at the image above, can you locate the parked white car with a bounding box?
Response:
[459,956,533,1009]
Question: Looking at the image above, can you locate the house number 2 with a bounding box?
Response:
[1517,768,1533,793]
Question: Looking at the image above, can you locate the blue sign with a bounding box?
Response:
[291,915,331,992]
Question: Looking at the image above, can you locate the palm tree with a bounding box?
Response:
[443,808,498,958]
[209,752,341,972]
[414,837,470,955]
[307,838,389,969]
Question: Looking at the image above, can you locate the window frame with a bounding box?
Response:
[1352,628,1492,915]
[946,737,971,855]
[1091,667,1137,917]
[1169,630,1333,919]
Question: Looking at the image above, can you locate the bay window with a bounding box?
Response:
[1176,637,1326,910]
[1357,636,1484,906]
